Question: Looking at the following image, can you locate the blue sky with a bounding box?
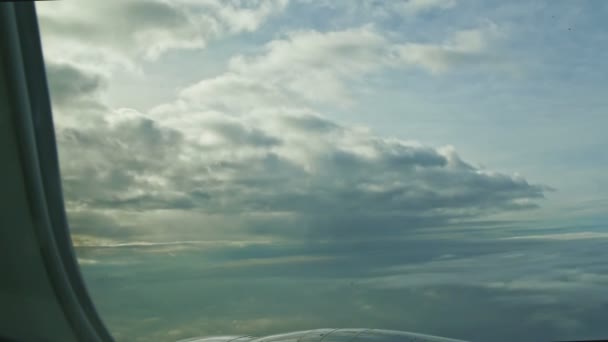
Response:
[37,1,608,341]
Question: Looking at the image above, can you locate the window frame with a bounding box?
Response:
[0,3,113,341]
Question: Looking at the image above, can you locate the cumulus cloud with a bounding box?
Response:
[55,100,546,242]
[392,23,507,74]
[168,24,506,109]
[160,26,391,109]
[43,16,540,243]
[46,61,106,106]
[37,0,288,72]
[41,2,535,244]
[226,26,388,105]
[44,61,111,131]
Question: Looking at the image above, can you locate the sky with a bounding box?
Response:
[35,1,608,341]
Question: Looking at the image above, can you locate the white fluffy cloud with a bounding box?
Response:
[37,0,288,72]
[167,23,506,110]
[392,23,506,74]
[226,26,388,105]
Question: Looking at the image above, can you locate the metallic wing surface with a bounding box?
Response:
[178,328,470,342]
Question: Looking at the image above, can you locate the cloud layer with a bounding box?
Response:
[77,231,608,342]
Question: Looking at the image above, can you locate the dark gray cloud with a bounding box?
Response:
[67,210,137,241]
[57,115,182,206]
[46,61,106,108]
[123,1,184,29]
[55,105,546,242]
[277,113,341,133]
[203,119,282,148]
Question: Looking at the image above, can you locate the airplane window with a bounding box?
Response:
[36,1,608,341]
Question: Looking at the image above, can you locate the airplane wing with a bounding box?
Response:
[178,328,470,342]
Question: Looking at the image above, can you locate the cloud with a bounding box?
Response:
[44,61,111,130]
[293,0,455,20]
[56,110,185,212]
[55,97,546,242]
[395,0,457,16]
[78,233,608,342]
[227,26,388,102]
[43,5,536,244]
[45,61,106,106]
[173,25,390,108]
[211,0,289,33]
[391,23,507,74]
[503,231,608,241]
[37,0,288,72]
[174,73,293,112]
[170,24,507,110]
